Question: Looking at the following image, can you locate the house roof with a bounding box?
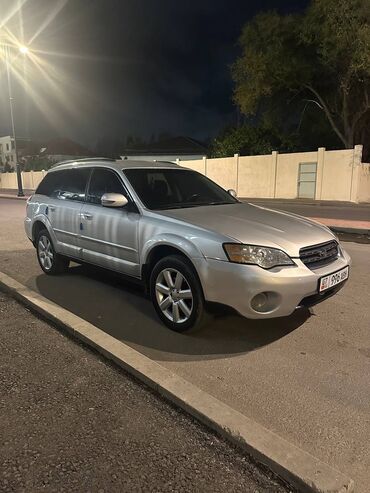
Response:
[39,137,93,157]
[122,136,207,156]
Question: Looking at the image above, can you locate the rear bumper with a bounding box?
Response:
[193,248,351,319]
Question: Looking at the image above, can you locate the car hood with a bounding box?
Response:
[159,202,336,257]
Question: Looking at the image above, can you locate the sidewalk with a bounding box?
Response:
[0,188,33,200]
[0,290,287,493]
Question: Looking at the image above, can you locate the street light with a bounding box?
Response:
[3,43,30,197]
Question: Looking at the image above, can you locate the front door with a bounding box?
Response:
[79,167,140,277]
[298,162,317,199]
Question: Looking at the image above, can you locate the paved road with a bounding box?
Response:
[244,198,370,221]
[0,291,287,493]
[1,198,370,490]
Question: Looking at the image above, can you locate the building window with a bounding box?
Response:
[6,143,9,151]
[11,141,15,150]
[10,155,14,162]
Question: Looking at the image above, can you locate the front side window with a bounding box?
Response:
[87,168,126,205]
[124,168,237,210]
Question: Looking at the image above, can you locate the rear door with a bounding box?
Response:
[45,168,91,258]
[79,167,140,277]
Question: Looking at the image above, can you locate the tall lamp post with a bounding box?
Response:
[4,44,29,197]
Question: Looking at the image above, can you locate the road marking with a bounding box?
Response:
[0,270,354,493]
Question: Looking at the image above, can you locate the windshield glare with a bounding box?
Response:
[124,168,238,210]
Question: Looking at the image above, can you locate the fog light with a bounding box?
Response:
[251,292,268,311]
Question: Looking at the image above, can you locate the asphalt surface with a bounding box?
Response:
[1,198,370,490]
[244,198,370,221]
[0,291,288,493]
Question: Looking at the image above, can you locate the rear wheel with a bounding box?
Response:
[36,229,69,275]
[150,255,207,332]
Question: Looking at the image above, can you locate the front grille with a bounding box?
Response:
[300,240,339,269]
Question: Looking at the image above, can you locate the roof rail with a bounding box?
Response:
[153,160,179,165]
[51,157,115,168]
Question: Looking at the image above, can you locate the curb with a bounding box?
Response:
[0,271,354,493]
[330,225,370,236]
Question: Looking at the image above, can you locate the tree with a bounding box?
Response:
[232,0,370,149]
[211,124,295,157]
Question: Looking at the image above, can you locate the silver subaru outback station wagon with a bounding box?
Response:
[25,158,350,332]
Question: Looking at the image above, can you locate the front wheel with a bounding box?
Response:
[36,229,69,275]
[150,255,207,333]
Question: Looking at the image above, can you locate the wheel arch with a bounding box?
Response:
[31,216,56,247]
[141,238,204,291]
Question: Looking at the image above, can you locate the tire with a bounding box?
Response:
[36,228,69,275]
[150,255,207,333]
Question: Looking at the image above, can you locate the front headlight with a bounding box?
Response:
[223,243,294,269]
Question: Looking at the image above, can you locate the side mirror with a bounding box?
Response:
[228,189,237,198]
[101,192,128,208]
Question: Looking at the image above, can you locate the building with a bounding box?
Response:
[0,136,32,171]
[0,136,16,170]
[37,137,94,164]
[120,136,208,162]
[18,137,94,170]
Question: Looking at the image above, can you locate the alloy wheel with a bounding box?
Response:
[38,235,54,270]
[155,268,193,323]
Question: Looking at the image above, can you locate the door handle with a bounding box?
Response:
[82,213,93,220]
[49,206,56,212]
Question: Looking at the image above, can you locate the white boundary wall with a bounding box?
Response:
[178,145,369,203]
[1,146,369,203]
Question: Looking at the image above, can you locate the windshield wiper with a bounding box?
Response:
[207,201,234,205]
[154,203,200,210]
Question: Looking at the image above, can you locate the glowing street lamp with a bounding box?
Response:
[3,43,31,197]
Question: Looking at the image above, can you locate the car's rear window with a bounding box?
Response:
[36,168,90,201]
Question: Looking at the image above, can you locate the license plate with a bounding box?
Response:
[319,266,349,292]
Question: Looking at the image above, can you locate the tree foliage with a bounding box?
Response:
[232,0,370,149]
[211,124,295,157]
[22,157,53,171]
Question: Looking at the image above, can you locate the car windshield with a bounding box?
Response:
[124,168,238,210]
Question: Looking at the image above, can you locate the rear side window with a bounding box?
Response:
[55,168,90,201]
[87,168,125,205]
[36,171,64,197]
[36,168,90,201]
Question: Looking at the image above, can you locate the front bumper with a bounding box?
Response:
[193,248,351,319]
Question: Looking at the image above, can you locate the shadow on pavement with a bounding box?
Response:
[33,263,310,362]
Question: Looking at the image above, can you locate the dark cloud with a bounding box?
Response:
[0,0,307,147]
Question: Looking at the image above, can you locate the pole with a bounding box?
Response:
[4,45,24,197]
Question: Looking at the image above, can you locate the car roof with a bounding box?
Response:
[48,158,188,173]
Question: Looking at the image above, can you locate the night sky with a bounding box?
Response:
[0,0,307,148]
